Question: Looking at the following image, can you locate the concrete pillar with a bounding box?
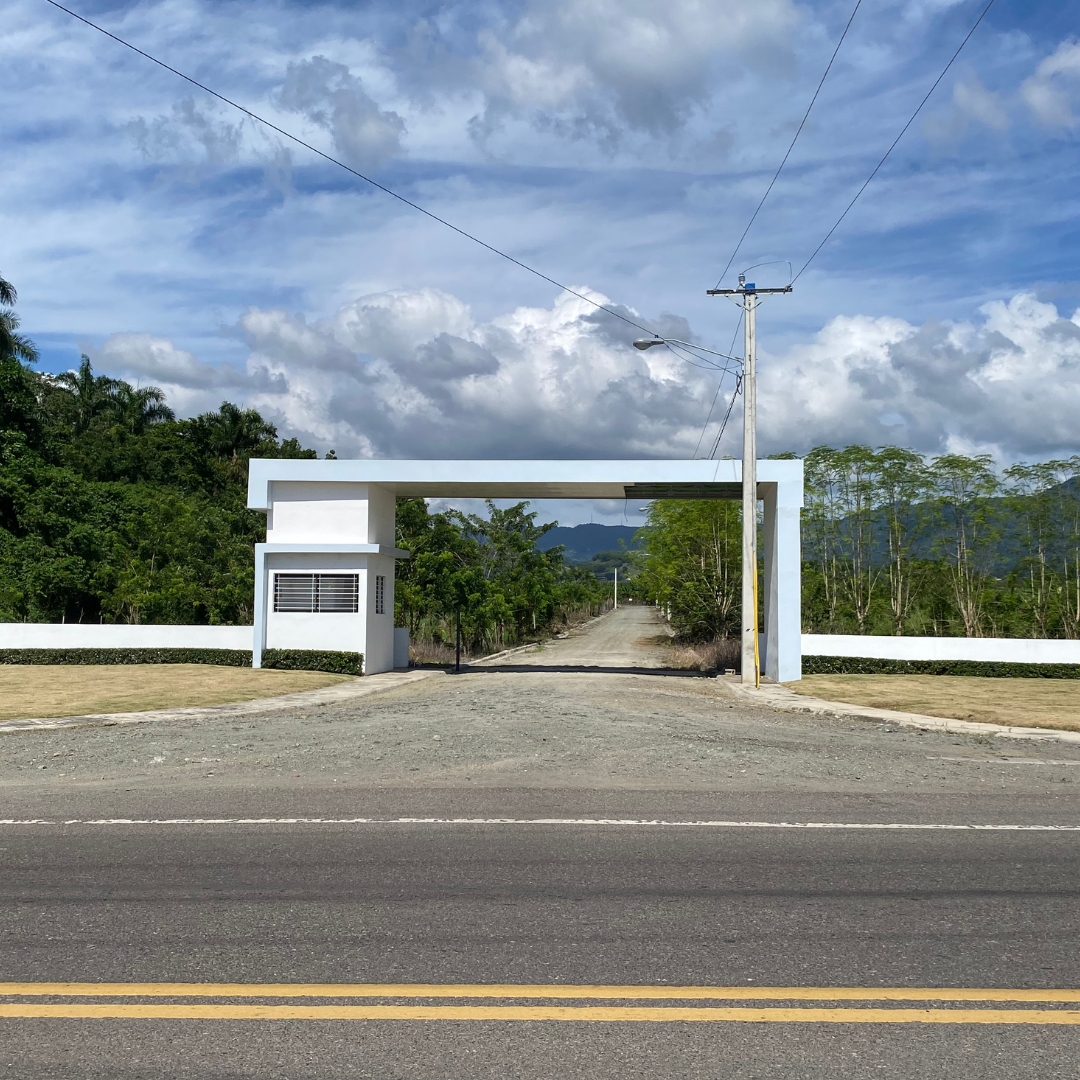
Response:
[761,474,803,682]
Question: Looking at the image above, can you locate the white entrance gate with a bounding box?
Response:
[246,459,803,680]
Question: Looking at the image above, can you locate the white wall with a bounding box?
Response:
[266,609,366,653]
[0,624,252,649]
[266,482,372,543]
[804,634,1080,665]
[364,553,396,674]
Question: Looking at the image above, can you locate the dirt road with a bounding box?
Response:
[479,605,673,670]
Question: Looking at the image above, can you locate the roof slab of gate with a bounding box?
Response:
[248,459,803,508]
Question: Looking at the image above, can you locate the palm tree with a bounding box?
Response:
[194,401,277,461]
[0,273,39,363]
[53,355,118,432]
[109,382,174,433]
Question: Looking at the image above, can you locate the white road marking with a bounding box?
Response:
[0,817,1078,830]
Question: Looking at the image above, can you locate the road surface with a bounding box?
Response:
[1,608,1079,1078]
[478,605,675,670]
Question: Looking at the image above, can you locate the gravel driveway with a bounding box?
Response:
[2,607,1079,819]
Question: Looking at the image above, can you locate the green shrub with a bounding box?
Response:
[0,647,364,675]
[0,648,251,666]
[802,655,1080,679]
[261,649,363,675]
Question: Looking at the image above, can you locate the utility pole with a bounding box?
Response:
[707,275,791,686]
[614,566,618,610]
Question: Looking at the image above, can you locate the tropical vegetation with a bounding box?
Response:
[0,274,608,643]
[636,445,1080,641]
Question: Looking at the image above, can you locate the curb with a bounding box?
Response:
[721,679,1080,745]
[0,668,441,736]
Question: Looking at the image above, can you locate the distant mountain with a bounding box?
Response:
[537,523,642,563]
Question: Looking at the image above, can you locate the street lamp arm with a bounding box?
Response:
[633,337,742,364]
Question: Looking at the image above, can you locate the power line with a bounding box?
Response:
[708,374,742,459]
[694,378,727,457]
[792,0,997,284]
[714,0,864,289]
[693,308,744,456]
[42,0,663,340]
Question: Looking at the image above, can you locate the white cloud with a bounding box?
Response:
[408,0,799,146]
[276,56,406,170]
[108,286,721,457]
[1021,39,1080,128]
[925,75,1008,144]
[102,287,1080,467]
[760,292,1080,459]
[128,99,244,165]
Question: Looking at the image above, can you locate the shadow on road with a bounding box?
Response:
[448,664,714,678]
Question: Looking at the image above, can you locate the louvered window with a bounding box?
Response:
[274,573,359,613]
[375,575,386,615]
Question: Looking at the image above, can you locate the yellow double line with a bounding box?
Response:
[2,983,1080,1023]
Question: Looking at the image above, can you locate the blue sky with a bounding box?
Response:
[4,0,1080,522]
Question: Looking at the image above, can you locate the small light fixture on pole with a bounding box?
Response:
[633,338,741,362]
[706,274,792,687]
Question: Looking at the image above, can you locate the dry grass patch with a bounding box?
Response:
[789,674,1080,733]
[645,637,740,672]
[0,664,353,721]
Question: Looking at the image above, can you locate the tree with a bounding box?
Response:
[633,499,741,641]
[927,454,1002,637]
[109,382,175,434]
[0,274,38,364]
[53,355,118,433]
[875,447,931,635]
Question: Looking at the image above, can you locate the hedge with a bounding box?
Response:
[0,647,363,675]
[262,650,363,676]
[0,648,252,667]
[802,655,1080,679]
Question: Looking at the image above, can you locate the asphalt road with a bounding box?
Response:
[2,608,1080,1079]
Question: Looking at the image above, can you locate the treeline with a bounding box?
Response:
[0,275,607,639]
[802,445,1080,638]
[396,499,610,655]
[634,446,1080,642]
[2,346,315,624]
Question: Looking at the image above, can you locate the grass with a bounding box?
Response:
[789,674,1080,733]
[0,665,353,721]
[660,638,741,673]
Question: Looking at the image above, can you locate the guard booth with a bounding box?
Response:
[246,459,803,679]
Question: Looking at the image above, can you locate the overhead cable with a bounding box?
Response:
[792,0,997,283]
[714,0,864,289]
[694,308,744,457]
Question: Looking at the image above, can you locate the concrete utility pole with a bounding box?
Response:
[613,566,618,610]
[707,275,791,686]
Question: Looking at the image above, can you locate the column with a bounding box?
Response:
[761,479,803,682]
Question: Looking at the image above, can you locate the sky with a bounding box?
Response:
[3,0,1080,524]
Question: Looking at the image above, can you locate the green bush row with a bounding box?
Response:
[0,648,363,675]
[261,650,363,676]
[802,655,1080,679]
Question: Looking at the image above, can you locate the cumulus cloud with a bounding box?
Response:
[408,0,798,146]
[100,287,1080,466]
[760,292,1080,459]
[93,333,285,410]
[277,56,405,169]
[1021,39,1080,128]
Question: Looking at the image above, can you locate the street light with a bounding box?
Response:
[633,338,742,363]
